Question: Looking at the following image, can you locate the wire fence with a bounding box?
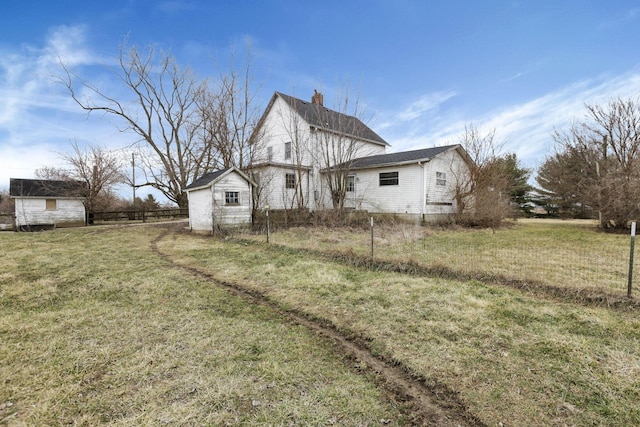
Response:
[241,218,636,299]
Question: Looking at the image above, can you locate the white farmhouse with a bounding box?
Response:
[249,91,472,222]
[184,167,255,232]
[10,178,86,231]
[249,91,389,211]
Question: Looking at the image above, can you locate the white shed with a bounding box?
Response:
[184,167,255,232]
[10,178,86,231]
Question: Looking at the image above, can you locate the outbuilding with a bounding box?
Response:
[184,167,255,232]
[10,178,86,231]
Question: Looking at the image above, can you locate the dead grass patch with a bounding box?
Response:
[0,227,406,426]
[162,227,640,426]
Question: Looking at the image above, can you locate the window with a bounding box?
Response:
[284,141,292,160]
[267,146,273,161]
[346,175,355,192]
[379,171,399,186]
[436,171,447,186]
[45,199,57,210]
[225,191,239,205]
[285,173,296,189]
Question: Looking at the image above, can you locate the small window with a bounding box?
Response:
[225,191,239,205]
[285,173,296,189]
[436,172,447,186]
[45,199,57,210]
[267,146,273,161]
[379,171,399,186]
[284,141,292,160]
[346,175,355,192]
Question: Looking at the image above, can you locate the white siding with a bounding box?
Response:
[14,197,85,228]
[424,149,465,216]
[255,168,313,211]
[252,95,387,211]
[212,173,253,226]
[347,165,424,215]
[187,188,213,231]
[187,171,253,232]
[335,148,470,220]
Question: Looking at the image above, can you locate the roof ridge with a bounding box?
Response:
[275,91,389,147]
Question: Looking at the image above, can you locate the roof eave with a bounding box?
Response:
[311,125,389,147]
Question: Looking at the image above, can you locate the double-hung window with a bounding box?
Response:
[225,191,239,205]
[379,171,399,186]
[284,142,292,160]
[285,173,296,189]
[436,172,447,186]
[346,175,355,192]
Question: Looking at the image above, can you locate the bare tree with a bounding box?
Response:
[276,93,311,210]
[36,141,124,213]
[203,44,263,171]
[0,187,13,214]
[451,124,512,228]
[61,44,216,207]
[548,97,640,229]
[314,88,375,212]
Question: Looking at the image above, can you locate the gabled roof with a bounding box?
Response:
[9,178,85,198]
[348,144,464,170]
[183,167,256,192]
[266,92,389,147]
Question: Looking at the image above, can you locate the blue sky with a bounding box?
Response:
[2,1,640,200]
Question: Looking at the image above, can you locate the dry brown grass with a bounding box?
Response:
[239,219,633,298]
[0,226,406,425]
[165,222,640,426]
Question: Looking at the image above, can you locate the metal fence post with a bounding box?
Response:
[628,221,636,298]
[370,216,374,259]
[266,206,270,244]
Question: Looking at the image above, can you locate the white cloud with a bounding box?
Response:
[380,68,640,172]
[0,24,131,190]
[395,91,457,122]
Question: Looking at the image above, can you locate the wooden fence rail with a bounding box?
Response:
[91,208,188,224]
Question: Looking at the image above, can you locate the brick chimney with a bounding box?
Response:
[311,90,324,106]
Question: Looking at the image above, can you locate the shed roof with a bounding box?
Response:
[10,178,85,198]
[347,144,462,170]
[183,167,255,192]
[274,92,389,147]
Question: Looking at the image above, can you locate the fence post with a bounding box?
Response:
[370,216,374,259]
[266,205,270,243]
[628,221,636,298]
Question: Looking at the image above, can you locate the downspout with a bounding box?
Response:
[418,160,430,223]
[211,185,216,236]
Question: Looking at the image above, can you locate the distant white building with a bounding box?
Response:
[10,178,86,231]
[184,167,255,232]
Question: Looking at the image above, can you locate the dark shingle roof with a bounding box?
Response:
[276,92,389,146]
[9,178,85,198]
[183,169,229,190]
[349,144,460,170]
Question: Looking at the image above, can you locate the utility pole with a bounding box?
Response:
[132,153,136,202]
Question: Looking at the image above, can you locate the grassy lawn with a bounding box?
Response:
[3,220,640,426]
[163,220,640,426]
[0,226,405,426]
[246,219,633,296]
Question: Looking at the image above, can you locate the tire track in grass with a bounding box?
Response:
[151,226,485,427]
